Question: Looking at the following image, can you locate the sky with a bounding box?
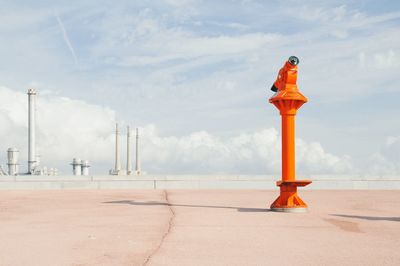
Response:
[0,0,399,175]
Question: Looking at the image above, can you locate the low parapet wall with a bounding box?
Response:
[0,175,399,190]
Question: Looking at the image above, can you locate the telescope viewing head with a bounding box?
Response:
[288,56,299,66]
[270,56,299,92]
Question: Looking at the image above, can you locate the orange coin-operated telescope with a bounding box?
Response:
[269,56,312,212]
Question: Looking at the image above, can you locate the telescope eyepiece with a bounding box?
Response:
[288,56,299,66]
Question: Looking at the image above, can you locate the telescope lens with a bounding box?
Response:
[288,56,299,66]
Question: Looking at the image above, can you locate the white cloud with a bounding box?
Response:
[285,5,400,40]
[114,31,280,67]
[0,86,352,175]
[55,12,79,65]
[286,5,363,24]
[359,50,400,69]
[373,49,399,68]
[93,11,281,67]
[164,0,197,7]
[0,6,54,32]
[296,140,352,174]
[367,136,400,175]
[140,125,352,174]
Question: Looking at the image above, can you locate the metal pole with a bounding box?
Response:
[282,114,295,182]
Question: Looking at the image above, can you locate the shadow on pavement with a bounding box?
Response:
[331,214,400,222]
[103,200,270,213]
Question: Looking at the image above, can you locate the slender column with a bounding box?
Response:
[281,114,295,182]
[115,123,121,173]
[127,126,132,175]
[27,89,36,174]
[135,127,141,175]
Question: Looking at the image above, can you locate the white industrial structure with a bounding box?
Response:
[109,124,142,176]
[115,123,121,173]
[71,158,82,176]
[71,158,90,176]
[7,148,19,176]
[48,168,58,176]
[135,127,141,175]
[82,160,90,176]
[25,88,58,176]
[27,88,37,174]
[0,88,150,177]
[110,123,122,175]
[126,126,132,175]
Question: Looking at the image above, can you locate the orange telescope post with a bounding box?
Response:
[269,56,311,212]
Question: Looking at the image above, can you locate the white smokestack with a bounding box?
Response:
[7,147,19,176]
[126,126,132,175]
[114,123,121,174]
[135,127,141,175]
[27,88,36,174]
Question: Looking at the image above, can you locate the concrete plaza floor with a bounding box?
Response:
[0,190,399,266]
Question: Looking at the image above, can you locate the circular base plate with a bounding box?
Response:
[270,207,308,213]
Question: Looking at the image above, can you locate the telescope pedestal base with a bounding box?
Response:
[270,180,311,212]
[271,207,308,213]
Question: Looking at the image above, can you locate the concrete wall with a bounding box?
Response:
[1,175,400,190]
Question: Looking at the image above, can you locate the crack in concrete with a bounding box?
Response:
[142,190,175,266]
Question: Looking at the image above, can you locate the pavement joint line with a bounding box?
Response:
[143,190,175,266]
